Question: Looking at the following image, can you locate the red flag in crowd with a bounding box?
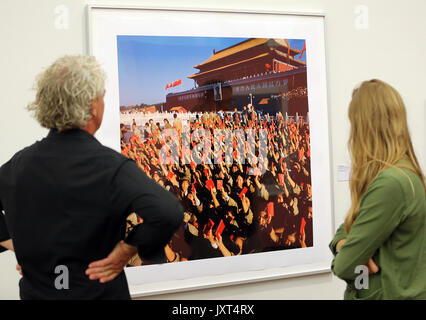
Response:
[206,179,215,191]
[300,217,307,237]
[298,148,305,161]
[278,173,285,186]
[267,202,274,217]
[203,219,215,236]
[239,187,248,198]
[217,179,223,190]
[215,220,226,239]
[166,171,174,181]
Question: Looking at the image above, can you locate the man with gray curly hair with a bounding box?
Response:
[0,55,184,299]
[27,55,107,133]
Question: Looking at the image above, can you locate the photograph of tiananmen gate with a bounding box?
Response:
[117,36,313,267]
[166,38,308,115]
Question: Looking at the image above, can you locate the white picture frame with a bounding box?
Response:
[87,5,334,298]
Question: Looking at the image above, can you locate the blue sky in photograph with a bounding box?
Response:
[117,36,306,106]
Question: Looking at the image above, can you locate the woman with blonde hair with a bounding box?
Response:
[330,79,426,300]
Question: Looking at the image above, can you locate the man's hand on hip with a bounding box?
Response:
[85,240,137,283]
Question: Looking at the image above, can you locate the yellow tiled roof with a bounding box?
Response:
[194,38,301,68]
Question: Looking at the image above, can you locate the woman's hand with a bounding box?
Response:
[367,258,380,274]
[241,195,250,213]
[336,238,346,251]
[335,238,379,274]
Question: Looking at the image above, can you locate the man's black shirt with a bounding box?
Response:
[0,129,183,299]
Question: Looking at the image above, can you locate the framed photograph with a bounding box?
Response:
[87,5,334,298]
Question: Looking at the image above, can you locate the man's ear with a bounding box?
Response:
[91,99,98,117]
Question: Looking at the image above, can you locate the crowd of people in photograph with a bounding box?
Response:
[121,105,313,266]
[281,87,308,100]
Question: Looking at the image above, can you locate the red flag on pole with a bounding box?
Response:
[299,42,306,59]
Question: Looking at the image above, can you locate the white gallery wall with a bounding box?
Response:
[0,0,424,300]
